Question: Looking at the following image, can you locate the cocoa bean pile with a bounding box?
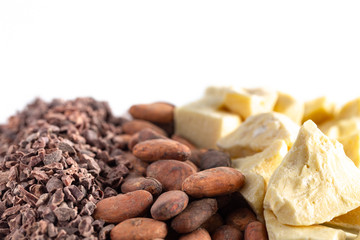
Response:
[0,99,268,239]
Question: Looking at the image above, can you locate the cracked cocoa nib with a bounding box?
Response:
[0,98,141,239]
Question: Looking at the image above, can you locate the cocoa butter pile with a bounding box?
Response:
[0,98,266,240]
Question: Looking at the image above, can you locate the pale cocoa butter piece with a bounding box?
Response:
[182,167,245,198]
[232,140,288,221]
[147,160,196,191]
[274,91,304,124]
[338,97,360,119]
[120,176,162,196]
[179,228,211,240]
[122,119,167,136]
[338,131,360,168]
[264,121,360,226]
[93,190,153,223]
[129,102,174,124]
[128,128,167,150]
[110,217,167,240]
[264,209,346,240]
[244,221,267,240]
[212,225,243,240]
[150,190,189,221]
[223,87,278,119]
[302,96,336,124]
[217,112,299,158]
[174,102,241,149]
[171,198,218,233]
[132,139,191,162]
[226,208,256,231]
[319,117,360,139]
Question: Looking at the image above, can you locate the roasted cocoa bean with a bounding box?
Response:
[110,217,167,240]
[151,190,189,220]
[147,160,196,191]
[171,198,218,233]
[133,139,191,162]
[93,190,153,223]
[182,167,245,198]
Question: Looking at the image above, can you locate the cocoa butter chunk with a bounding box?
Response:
[129,102,174,124]
[182,167,245,198]
[93,190,153,223]
[110,218,167,240]
[171,198,218,233]
[132,139,191,162]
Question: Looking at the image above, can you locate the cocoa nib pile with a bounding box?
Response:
[0,98,144,239]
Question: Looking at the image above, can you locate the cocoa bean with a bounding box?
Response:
[110,217,167,240]
[171,198,218,233]
[151,190,189,220]
[133,139,191,162]
[129,102,174,124]
[226,208,256,231]
[212,225,243,240]
[179,228,211,240]
[244,221,267,240]
[182,167,245,198]
[121,176,162,196]
[147,160,196,191]
[93,190,153,223]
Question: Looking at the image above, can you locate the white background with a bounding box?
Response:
[1,1,360,123]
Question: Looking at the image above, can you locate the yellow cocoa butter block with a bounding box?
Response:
[217,112,299,158]
[319,117,360,139]
[328,206,360,232]
[302,96,336,124]
[232,140,288,221]
[274,91,304,124]
[223,88,278,119]
[264,121,360,226]
[339,97,360,120]
[264,210,347,240]
[339,132,360,168]
[174,103,241,149]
